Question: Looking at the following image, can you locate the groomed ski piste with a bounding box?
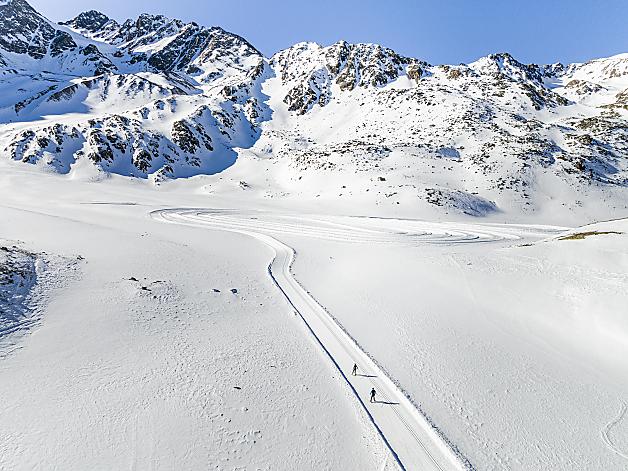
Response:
[151,208,567,470]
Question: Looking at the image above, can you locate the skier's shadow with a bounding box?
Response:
[357,373,377,378]
[373,400,400,405]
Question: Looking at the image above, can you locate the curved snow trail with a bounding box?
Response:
[151,208,565,247]
[601,402,628,461]
[150,209,566,470]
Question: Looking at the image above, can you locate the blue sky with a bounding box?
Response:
[31,0,628,65]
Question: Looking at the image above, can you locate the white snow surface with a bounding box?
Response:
[0,165,627,470]
[0,170,396,471]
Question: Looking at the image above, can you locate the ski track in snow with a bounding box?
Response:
[601,401,628,461]
[151,208,568,471]
[150,208,565,247]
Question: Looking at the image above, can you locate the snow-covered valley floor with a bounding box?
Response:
[1,166,627,470]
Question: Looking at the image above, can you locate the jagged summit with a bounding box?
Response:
[57,9,263,77]
[0,0,115,73]
[60,10,113,32]
[62,9,260,62]
[0,0,71,59]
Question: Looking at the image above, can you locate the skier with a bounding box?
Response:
[352,363,358,376]
[370,388,376,403]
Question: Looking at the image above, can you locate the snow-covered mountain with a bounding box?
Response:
[0,0,267,180]
[1,0,627,219]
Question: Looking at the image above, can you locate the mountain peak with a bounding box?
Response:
[0,0,34,8]
[60,10,112,32]
[273,40,427,114]
[0,0,74,60]
[470,52,548,83]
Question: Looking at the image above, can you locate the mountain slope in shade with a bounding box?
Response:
[0,0,626,221]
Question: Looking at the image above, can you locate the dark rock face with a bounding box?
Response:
[407,64,424,81]
[47,84,78,102]
[60,10,112,32]
[197,27,260,64]
[132,148,152,172]
[0,0,57,58]
[0,0,103,66]
[86,128,115,163]
[50,31,77,57]
[172,120,201,154]
[484,53,546,83]
[109,14,183,49]
[79,44,117,75]
[148,26,211,71]
[334,42,414,90]
[284,83,320,114]
[138,23,260,73]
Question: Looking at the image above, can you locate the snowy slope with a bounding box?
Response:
[2,2,628,470]
[0,243,41,348]
[1,2,627,470]
[0,164,626,470]
[0,241,79,356]
[0,171,399,471]
[248,46,628,222]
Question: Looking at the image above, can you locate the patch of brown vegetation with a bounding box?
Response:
[559,231,623,240]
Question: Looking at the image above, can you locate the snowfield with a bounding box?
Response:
[1,167,627,470]
[0,172,395,470]
[288,218,628,469]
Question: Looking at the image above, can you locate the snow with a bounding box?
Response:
[0,240,78,355]
[289,218,628,469]
[152,208,471,470]
[1,163,626,469]
[0,172,397,471]
[0,244,39,344]
[1,17,626,220]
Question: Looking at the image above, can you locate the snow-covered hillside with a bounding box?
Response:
[0,240,78,356]
[0,0,626,220]
[0,168,626,470]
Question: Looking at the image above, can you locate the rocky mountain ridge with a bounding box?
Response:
[0,0,626,219]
